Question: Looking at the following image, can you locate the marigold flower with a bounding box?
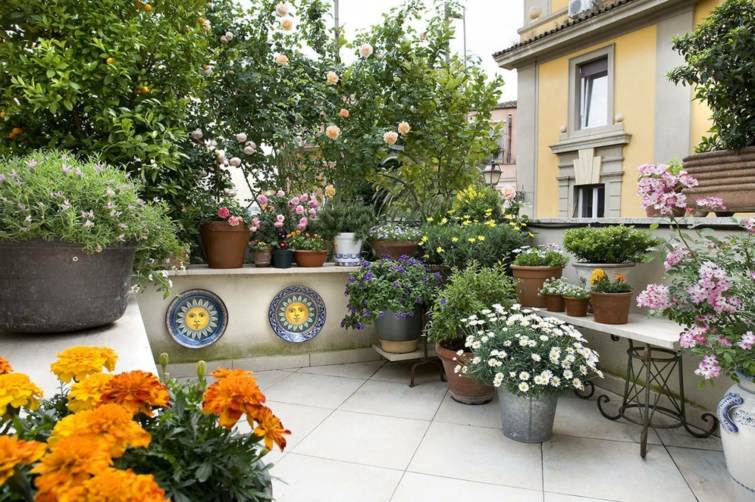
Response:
[203,373,266,428]
[50,404,150,457]
[99,371,169,417]
[211,368,252,380]
[33,436,113,499]
[325,124,341,140]
[383,131,398,145]
[615,273,626,283]
[397,121,411,135]
[0,436,46,484]
[0,356,11,374]
[247,405,290,451]
[0,372,43,415]
[68,373,114,413]
[326,71,339,85]
[51,346,117,383]
[590,268,607,285]
[70,468,168,502]
[339,108,349,118]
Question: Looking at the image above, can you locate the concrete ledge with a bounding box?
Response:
[168,263,359,277]
[528,216,744,229]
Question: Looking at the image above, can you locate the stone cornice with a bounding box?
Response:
[550,127,632,154]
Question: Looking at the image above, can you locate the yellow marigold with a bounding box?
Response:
[99,371,169,417]
[0,372,43,415]
[50,404,150,458]
[0,435,46,484]
[203,373,266,428]
[247,405,290,451]
[0,356,12,375]
[51,346,117,383]
[69,468,168,502]
[33,436,112,500]
[68,373,114,413]
[590,268,607,285]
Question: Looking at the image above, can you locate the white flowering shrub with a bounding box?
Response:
[457,304,603,396]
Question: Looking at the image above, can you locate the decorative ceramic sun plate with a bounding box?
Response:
[268,285,326,343]
[166,289,228,349]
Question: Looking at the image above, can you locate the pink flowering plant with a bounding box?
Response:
[252,190,321,249]
[636,169,755,380]
[201,195,250,228]
[636,160,698,216]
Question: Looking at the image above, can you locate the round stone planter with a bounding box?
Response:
[572,262,635,289]
[718,372,755,492]
[200,221,251,269]
[436,343,495,404]
[334,233,363,266]
[294,250,328,267]
[0,240,136,333]
[498,387,559,443]
[375,309,422,353]
[683,146,755,216]
[370,240,418,259]
[591,291,631,324]
[510,265,563,307]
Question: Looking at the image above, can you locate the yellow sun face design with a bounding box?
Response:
[177,298,219,340]
[186,306,210,331]
[285,302,309,326]
[277,295,315,333]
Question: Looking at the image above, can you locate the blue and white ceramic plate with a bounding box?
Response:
[166,289,228,349]
[268,286,326,343]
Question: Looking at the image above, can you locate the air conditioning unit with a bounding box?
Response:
[569,0,594,17]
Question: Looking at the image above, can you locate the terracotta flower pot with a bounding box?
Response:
[563,296,589,317]
[436,343,495,404]
[200,221,250,269]
[510,265,563,307]
[590,291,631,324]
[294,250,328,267]
[543,294,565,312]
[370,240,417,259]
[683,146,755,216]
[253,248,272,267]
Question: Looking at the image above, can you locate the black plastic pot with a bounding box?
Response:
[272,249,294,269]
[0,240,137,333]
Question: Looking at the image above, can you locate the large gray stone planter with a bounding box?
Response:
[0,240,136,333]
[375,309,422,353]
[498,387,559,443]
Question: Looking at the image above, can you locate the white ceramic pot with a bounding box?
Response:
[333,233,363,266]
[571,262,636,289]
[718,372,755,492]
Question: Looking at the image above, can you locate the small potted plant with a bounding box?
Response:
[590,268,632,324]
[251,240,273,267]
[0,151,186,333]
[427,263,517,404]
[539,278,568,312]
[315,199,375,266]
[510,245,568,307]
[254,190,319,269]
[342,256,440,353]
[200,198,251,269]
[563,225,659,286]
[290,232,328,267]
[561,283,590,317]
[368,222,421,259]
[461,304,602,442]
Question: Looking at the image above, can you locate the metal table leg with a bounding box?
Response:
[409,336,446,388]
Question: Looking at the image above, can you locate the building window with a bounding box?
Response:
[576,184,605,218]
[578,58,608,129]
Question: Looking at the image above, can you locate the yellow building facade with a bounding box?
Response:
[495,0,722,218]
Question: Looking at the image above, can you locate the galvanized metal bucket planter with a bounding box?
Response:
[375,309,422,353]
[498,387,559,443]
[0,240,136,333]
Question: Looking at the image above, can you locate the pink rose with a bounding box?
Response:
[308,198,319,208]
[217,207,230,219]
[276,214,285,222]
[252,217,261,226]
[258,194,268,207]
[274,221,284,228]
[309,208,317,217]
[300,193,309,202]
[295,204,305,215]
[289,196,300,206]
[227,215,242,226]
[276,190,285,197]
[298,217,308,228]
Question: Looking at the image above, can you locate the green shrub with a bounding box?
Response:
[420,221,527,269]
[314,200,376,241]
[426,263,516,347]
[0,150,186,292]
[449,185,503,222]
[668,0,755,151]
[563,226,659,264]
[512,245,568,267]
[288,232,326,251]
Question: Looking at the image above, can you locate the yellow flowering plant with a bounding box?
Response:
[0,347,288,501]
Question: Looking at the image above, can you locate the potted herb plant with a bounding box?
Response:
[315,199,375,266]
[0,151,185,333]
[669,0,755,215]
[589,268,632,324]
[461,304,602,442]
[510,245,568,307]
[251,240,273,267]
[368,222,421,259]
[290,232,328,267]
[563,225,659,287]
[561,284,590,317]
[539,278,568,312]
[200,199,251,269]
[342,256,440,353]
[427,263,517,404]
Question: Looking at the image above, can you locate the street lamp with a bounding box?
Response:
[482,161,502,188]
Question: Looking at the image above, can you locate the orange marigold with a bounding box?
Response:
[67,373,114,413]
[65,468,168,502]
[0,356,12,374]
[50,404,150,457]
[211,367,253,380]
[51,346,117,383]
[247,405,290,451]
[202,373,265,428]
[0,372,43,415]
[33,436,112,500]
[0,435,46,484]
[99,370,169,417]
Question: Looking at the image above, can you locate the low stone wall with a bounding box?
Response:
[136,265,379,375]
